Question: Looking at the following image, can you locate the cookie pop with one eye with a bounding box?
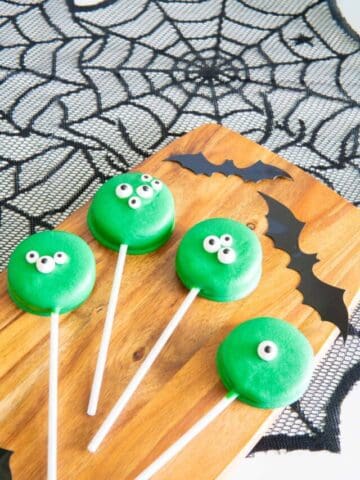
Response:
[88,218,262,452]
[135,317,314,480]
[86,172,175,416]
[7,231,96,480]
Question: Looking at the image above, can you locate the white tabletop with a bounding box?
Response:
[218,382,360,480]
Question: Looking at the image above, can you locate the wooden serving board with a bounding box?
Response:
[0,124,359,480]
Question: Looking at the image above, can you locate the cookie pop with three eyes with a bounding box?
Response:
[135,317,314,480]
[7,231,96,480]
[88,217,262,452]
[86,172,175,416]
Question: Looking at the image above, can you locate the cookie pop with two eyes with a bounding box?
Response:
[135,317,314,480]
[7,231,96,480]
[88,218,262,452]
[86,172,175,416]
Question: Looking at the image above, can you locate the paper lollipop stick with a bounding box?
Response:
[48,312,59,480]
[86,172,175,416]
[88,218,262,451]
[136,392,238,480]
[87,244,128,416]
[136,317,314,480]
[7,231,96,480]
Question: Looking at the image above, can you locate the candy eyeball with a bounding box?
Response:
[217,247,236,264]
[115,183,133,199]
[203,235,221,253]
[141,173,152,182]
[54,251,68,265]
[257,340,278,361]
[25,250,39,264]
[136,185,154,199]
[220,234,233,247]
[36,255,56,274]
[151,179,162,191]
[128,196,142,209]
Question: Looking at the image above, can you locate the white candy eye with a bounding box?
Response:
[128,196,142,209]
[54,251,68,265]
[36,256,55,274]
[136,185,153,199]
[217,247,236,264]
[257,341,278,361]
[115,183,133,199]
[141,174,152,182]
[220,234,233,247]
[203,235,221,253]
[151,179,162,191]
[26,250,39,264]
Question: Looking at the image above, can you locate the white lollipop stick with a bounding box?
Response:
[88,287,200,453]
[48,312,59,480]
[88,243,128,416]
[135,392,238,480]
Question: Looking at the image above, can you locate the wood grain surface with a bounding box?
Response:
[0,124,359,480]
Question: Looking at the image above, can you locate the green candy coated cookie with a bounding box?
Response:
[87,172,175,254]
[216,317,314,409]
[7,231,96,316]
[175,218,262,302]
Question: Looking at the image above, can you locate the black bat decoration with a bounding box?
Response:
[166,152,292,182]
[0,449,13,480]
[259,192,349,339]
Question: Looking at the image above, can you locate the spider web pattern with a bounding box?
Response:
[0,0,359,457]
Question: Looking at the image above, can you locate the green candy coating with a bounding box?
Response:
[87,172,175,254]
[216,317,314,409]
[7,231,96,316]
[175,218,262,302]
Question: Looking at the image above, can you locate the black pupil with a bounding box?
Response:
[121,185,127,190]
[41,258,48,264]
[225,236,230,241]
[209,239,215,245]
[223,248,230,254]
[264,345,272,354]
[131,199,136,203]
[30,253,35,257]
[143,186,149,191]
[57,253,62,258]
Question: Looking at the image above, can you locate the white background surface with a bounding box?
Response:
[337,0,360,33]
[75,1,359,479]
[219,382,360,480]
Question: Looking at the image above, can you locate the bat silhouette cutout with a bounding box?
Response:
[0,448,13,480]
[259,192,349,339]
[166,152,292,182]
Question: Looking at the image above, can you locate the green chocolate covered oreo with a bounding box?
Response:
[7,231,96,316]
[216,317,314,409]
[175,218,262,302]
[87,172,175,254]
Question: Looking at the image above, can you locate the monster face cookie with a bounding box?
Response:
[86,172,176,416]
[136,317,314,480]
[87,172,175,254]
[176,218,262,302]
[216,317,314,408]
[7,230,96,316]
[7,230,96,479]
